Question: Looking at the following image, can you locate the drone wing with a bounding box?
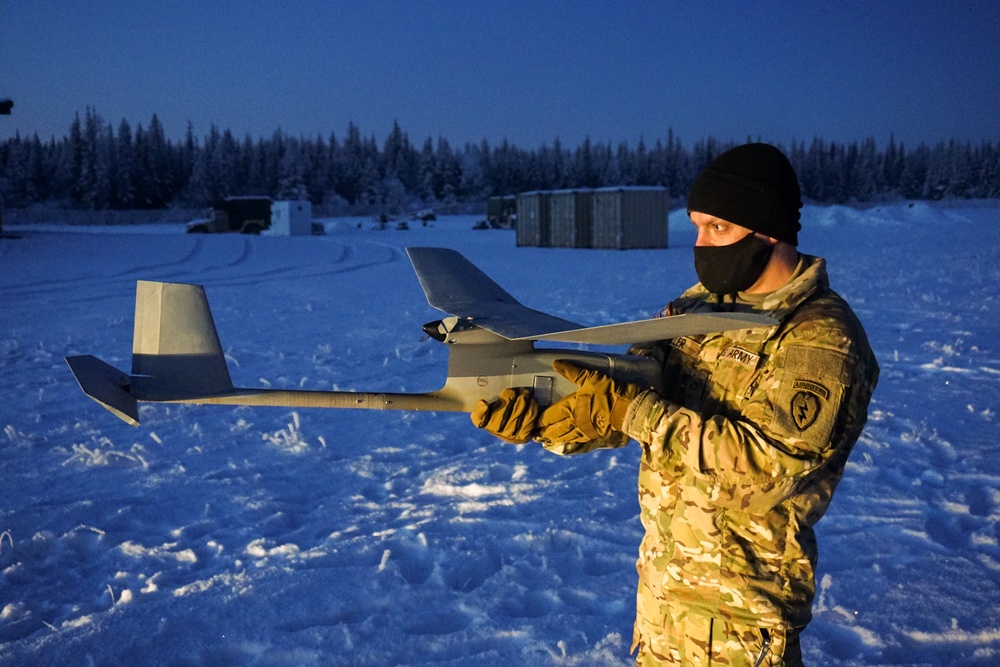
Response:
[405,247,584,339]
[405,247,775,344]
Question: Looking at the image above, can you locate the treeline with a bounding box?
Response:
[1,108,998,213]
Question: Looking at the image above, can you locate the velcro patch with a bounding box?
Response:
[783,345,852,384]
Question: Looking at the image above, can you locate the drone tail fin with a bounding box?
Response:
[65,354,140,426]
[131,280,234,394]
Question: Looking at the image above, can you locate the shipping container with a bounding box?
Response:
[516,191,551,247]
[549,189,594,248]
[591,186,669,249]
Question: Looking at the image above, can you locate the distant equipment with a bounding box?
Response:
[186,197,318,235]
[414,209,436,223]
[486,196,517,228]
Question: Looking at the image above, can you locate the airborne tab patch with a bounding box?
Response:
[792,379,829,400]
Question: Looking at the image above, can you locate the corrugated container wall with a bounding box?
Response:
[591,186,669,249]
[516,192,551,247]
[549,189,594,248]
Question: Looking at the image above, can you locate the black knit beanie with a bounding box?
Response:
[687,143,802,246]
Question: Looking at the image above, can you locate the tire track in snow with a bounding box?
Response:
[2,238,397,314]
[111,234,208,278]
[110,236,260,284]
[0,235,207,301]
[188,242,403,291]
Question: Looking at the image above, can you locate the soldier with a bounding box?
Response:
[472,143,879,666]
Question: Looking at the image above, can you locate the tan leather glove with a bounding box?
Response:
[470,387,540,444]
[536,360,641,444]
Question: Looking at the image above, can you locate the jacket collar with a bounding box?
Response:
[677,253,828,320]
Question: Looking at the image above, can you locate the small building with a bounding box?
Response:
[516,191,551,247]
[266,200,313,236]
[591,186,668,249]
[549,189,594,248]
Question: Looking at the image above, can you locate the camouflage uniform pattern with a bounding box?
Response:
[635,603,802,666]
[541,255,878,665]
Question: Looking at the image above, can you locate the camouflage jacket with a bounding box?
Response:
[542,254,879,634]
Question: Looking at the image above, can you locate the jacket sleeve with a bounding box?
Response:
[621,320,865,515]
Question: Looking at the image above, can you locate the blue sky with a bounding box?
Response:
[2,1,998,149]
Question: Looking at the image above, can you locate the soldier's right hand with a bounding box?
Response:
[470,387,540,444]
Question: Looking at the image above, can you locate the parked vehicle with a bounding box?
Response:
[186,197,272,234]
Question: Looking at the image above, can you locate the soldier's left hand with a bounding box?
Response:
[536,360,642,443]
[470,387,540,444]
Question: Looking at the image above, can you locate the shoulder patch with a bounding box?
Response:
[790,390,822,431]
[771,358,846,449]
[789,379,830,431]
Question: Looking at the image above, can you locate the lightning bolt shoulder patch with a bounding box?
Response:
[770,345,852,450]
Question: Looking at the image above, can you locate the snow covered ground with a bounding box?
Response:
[1,203,999,666]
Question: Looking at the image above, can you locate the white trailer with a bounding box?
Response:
[266,200,313,236]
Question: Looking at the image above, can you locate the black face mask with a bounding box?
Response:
[693,233,773,295]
